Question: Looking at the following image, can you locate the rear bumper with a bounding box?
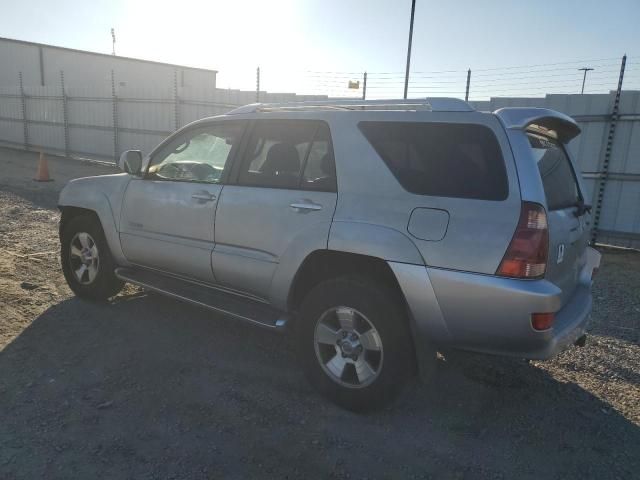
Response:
[389,247,601,361]
[533,283,591,358]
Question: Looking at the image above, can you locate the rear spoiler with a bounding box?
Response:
[494,107,581,142]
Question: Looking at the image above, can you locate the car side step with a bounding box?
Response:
[115,267,288,331]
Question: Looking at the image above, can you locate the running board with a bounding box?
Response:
[115,267,288,330]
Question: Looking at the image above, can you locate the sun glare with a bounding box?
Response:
[120,0,305,92]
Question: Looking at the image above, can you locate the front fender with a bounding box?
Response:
[58,174,131,265]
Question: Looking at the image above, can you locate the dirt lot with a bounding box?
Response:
[0,147,638,479]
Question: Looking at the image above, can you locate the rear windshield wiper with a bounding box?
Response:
[573,200,592,217]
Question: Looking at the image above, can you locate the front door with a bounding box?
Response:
[212,120,338,299]
[120,121,245,282]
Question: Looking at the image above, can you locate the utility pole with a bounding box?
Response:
[579,67,594,94]
[111,28,116,56]
[362,72,367,100]
[403,0,416,99]
[465,68,471,102]
[256,67,260,102]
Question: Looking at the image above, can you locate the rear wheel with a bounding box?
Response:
[298,276,415,411]
[61,214,124,301]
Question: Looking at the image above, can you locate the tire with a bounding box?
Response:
[60,213,124,301]
[298,275,416,412]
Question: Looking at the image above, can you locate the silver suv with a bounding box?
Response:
[58,98,600,411]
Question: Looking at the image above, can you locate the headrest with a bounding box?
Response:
[262,143,300,175]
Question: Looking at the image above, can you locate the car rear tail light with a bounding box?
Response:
[531,312,555,331]
[497,202,549,279]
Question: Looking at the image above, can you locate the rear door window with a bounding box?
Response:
[358,121,508,200]
[527,132,581,211]
[301,123,337,192]
[237,120,336,191]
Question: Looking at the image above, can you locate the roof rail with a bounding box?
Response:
[227,97,474,115]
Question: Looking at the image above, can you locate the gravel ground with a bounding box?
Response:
[0,148,638,479]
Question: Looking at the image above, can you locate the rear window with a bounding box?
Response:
[358,121,508,201]
[527,132,581,210]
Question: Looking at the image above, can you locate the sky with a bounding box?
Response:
[1,0,639,99]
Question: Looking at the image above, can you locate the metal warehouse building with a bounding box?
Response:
[0,37,217,90]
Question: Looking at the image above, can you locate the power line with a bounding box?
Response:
[367,73,622,89]
[457,81,622,94]
[281,55,635,98]
[299,59,627,80]
[461,56,621,72]
[469,63,621,78]
[305,65,621,85]
[322,56,626,77]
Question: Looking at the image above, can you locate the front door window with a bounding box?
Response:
[148,122,244,184]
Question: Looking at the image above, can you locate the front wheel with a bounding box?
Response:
[298,276,416,411]
[60,213,124,301]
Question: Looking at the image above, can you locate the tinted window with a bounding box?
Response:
[148,122,243,183]
[358,122,508,200]
[302,123,337,192]
[238,120,336,191]
[528,132,581,211]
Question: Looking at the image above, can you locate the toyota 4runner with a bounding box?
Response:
[58,98,601,411]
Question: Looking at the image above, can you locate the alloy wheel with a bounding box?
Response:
[313,306,384,388]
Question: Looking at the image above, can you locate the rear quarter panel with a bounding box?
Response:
[329,111,521,274]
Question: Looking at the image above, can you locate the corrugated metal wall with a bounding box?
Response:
[0,41,41,86]
[470,92,640,249]
[0,81,328,161]
[0,37,217,91]
[0,84,638,249]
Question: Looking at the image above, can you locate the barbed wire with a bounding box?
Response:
[277,54,639,100]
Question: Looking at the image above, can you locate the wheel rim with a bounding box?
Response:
[68,232,100,285]
[313,306,384,389]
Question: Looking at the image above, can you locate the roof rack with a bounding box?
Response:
[227,97,474,115]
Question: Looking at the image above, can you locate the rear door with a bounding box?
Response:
[212,119,337,299]
[527,130,590,302]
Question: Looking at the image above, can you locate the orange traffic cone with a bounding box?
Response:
[34,151,53,182]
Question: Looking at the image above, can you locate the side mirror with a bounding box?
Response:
[118,150,143,175]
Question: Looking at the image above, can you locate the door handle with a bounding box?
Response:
[191,192,216,202]
[290,201,322,212]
